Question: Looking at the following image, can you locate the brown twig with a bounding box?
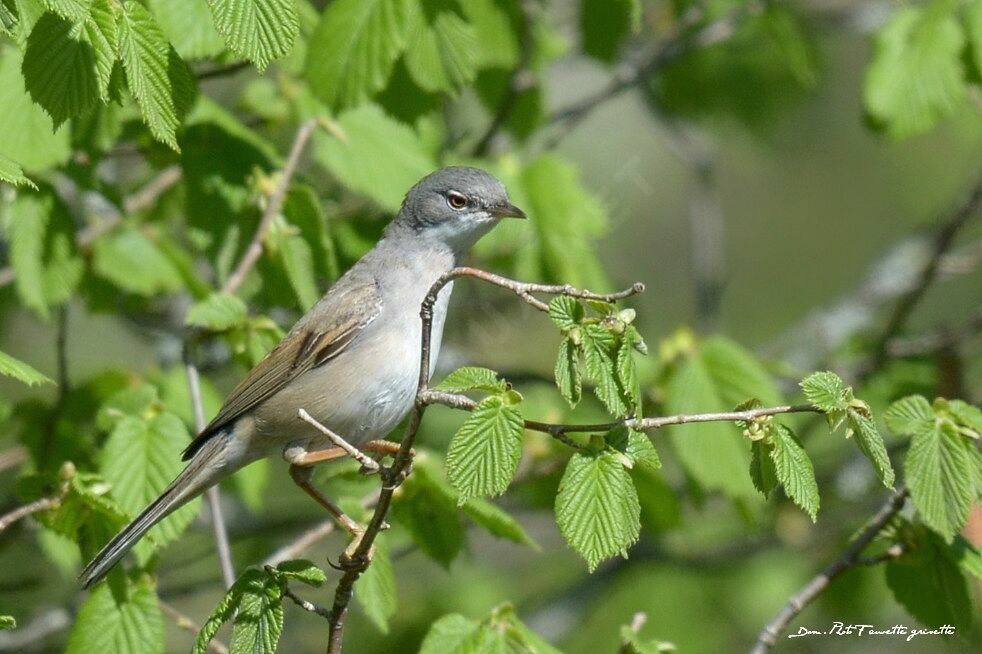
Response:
[750,487,909,654]
[0,446,28,474]
[283,587,333,620]
[0,496,59,533]
[159,600,230,654]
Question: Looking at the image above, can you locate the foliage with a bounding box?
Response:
[0,1,979,653]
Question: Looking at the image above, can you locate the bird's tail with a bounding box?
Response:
[79,432,237,589]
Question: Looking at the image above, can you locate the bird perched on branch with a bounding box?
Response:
[80,166,526,588]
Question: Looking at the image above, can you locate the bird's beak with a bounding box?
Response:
[490,202,527,220]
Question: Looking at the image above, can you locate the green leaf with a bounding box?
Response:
[403,0,477,92]
[554,337,582,408]
[0,152,36,187]
[884,395,935,436]
[460,496,538,548]
[967,0,982,77]
[92,228,185,296]
[66,577,164,654]
[148,0,224,60]
[194,571,248,654]
[420,606,562,654]
[582,324,629,416]
[207,0,299,71]
[886,528,973,632]
[845,410,895,488]
[620,625,676,654]
[580,0,639,63]
[271,220,320,310]
[0,349,53,386]
[305,0,410,109]
[100,411,201,550]
[446,394,525,502]
[311,103,434,211]
[555,450,640,571]
[118,1,197,151]
[904,418,975,541]
[84,0,120,101]
[22,12,100,126]
[463,0,519,69]
[7,189,84,318]
[0,616,14,630]
[0,46,71,171]
[608,425,660,471]
[186,292,248,331]
[769,425,819,521]
[548,296,584,331]
[273,559,325,586]
[357,535,396,633]
[229,568,285,654]
[616,335,641,412]
[435,366,507,394]
[946,398,982,436]
[419,613,482,654]
[391,461,464,566]
[749,439,778,497]
[799,370,849,412]
[864,5,966,139]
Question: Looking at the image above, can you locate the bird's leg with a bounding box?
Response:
[285,456,363,538]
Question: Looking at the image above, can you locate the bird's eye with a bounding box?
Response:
[447,191,467,210]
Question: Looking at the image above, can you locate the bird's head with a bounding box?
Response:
[393,166,526,252]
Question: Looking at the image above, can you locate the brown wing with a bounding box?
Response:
[182,278,382,460]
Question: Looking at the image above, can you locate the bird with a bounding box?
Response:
[79,166,526,588]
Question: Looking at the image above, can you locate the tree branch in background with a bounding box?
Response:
[159,600,229,654]
[750,487,909,654]
[0,496,60,533]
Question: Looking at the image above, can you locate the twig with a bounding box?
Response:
[0,165,182,289]
[283,587,333,620]
[619,612,648,653]
[886,310,982,357]
[750,487,909,654]
[297,410,379,473]
[0,446,28,474]
[0,496,59,533]
[159,600,230,654]
[222,119,319,295]
[471,0,538,156]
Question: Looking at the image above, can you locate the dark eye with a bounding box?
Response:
[447,191,467,210]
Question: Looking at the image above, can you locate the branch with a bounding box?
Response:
[159,600,229,654]
[0,446,27,474]
[0,496,59,533]
[0,165,182,289]
[297,409,379,473]
[750,487,909,654]
[222,118,319,295]
[283,586,333,620]
[322,269,645,652]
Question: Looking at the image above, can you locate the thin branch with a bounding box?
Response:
[886,310,982,358]
[297,410,379,473]
[750,487,909,654]
[0,446,28,474]
[0,496,59,533]
[222,119,319,295]
[0,165,182,289]
[159,600,229,654]
[471,0,538,156]
[283,587,333,620]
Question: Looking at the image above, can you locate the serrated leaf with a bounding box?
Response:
[0,615,14,630]
[886,528,973,631]
[884,395,935,436]
[276,227,319,309]
[84,0,119,101]
[187,292,248,331]
[582,324,629,416]
[391,462,464,567]
[403,0,477,92]
[846,410,895,488]
[446,395,524,502]
[22,12,100,126]
[419,614,482,654]
[461,496,538,548]
[946,399,981,436]
[0,349,53,386]
[311,102,434,211]
[0,152,35,187]
[148,0,224,60]
[554,337,582,408]
[864,6,966,139]
[118,1,197,151]
[609,426,660,471]
[92,228,185,296]
[463,0,519,68]
[100,412,201,550]
[41,0,89,22]
[229,569,285,654]
[194,570,249,654]
[580,0,639,63]
[357,535,396,633]
[749,439,778,497]
[800,370,849,412]
[555,451,640,571]
[616,335,640,412]
[272,559,326,586]
[904,419,974,541]
[0,46,71,171]
[770,425,819,521]
[66,577,163,654]
[305,0,410,109]
[435,366,506,394]
[207,0,299,71]
[548,296,584,331]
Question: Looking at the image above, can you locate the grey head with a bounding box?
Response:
[391,166,526,253]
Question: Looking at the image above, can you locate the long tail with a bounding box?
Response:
[79,433,237,588]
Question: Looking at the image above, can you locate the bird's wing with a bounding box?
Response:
[182,277,382,460]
